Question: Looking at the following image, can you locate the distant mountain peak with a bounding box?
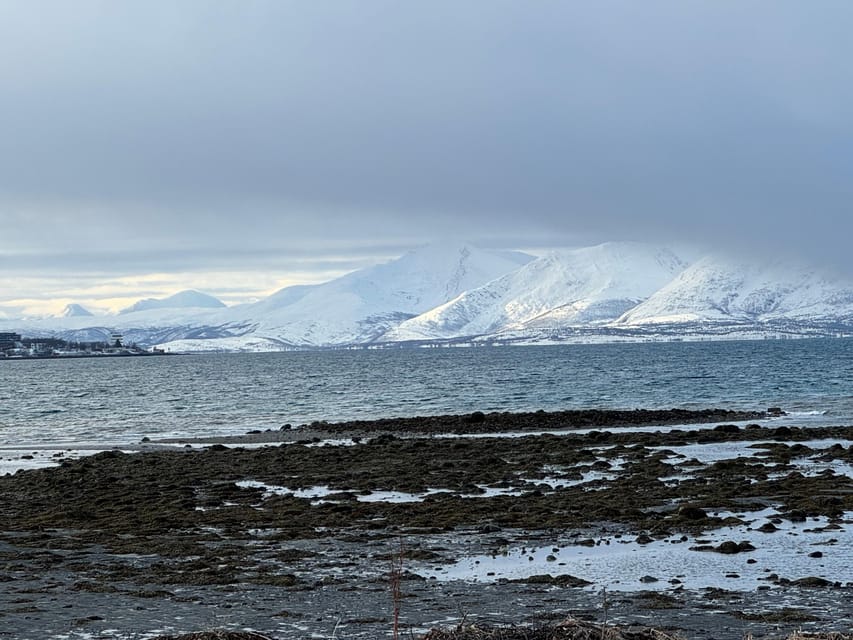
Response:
[61,303,94,318]
[120,290,226,314]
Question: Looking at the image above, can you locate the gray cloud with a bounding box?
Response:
[1,0,852,282]
[0,241,401,281]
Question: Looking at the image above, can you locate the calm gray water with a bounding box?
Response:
[1,339,852,445]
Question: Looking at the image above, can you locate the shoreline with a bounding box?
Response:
[1,408,852,639]
[0,350,174,361]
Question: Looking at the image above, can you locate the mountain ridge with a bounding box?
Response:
[383,242,687,341]
[2,242,852,350]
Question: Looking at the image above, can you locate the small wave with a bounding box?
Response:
[38,409,64,415]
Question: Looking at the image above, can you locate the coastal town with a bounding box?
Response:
[0,331,167,359]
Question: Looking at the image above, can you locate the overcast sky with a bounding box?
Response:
[2,1,852,314]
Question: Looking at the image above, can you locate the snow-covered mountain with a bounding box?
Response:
[4,242,853,351]
[165,244,534,349]
[120,290,226,314]
[617,255,853,329]
[383,243,687,341]
[60,303,94,318]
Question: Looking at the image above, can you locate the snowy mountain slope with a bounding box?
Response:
[196,244,534,347]
[250,284,316,313]
[147,335,297,353]
[383,242,687,341]
[617,255,853,326]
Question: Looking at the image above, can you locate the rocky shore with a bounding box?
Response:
[1,408,852,639]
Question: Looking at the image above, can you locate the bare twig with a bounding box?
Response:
[391,538,404,640]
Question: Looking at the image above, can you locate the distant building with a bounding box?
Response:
[0,332,22,352]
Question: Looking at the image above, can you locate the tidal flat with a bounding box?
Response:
[1,409,852,639]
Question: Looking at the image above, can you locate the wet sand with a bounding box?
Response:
[1,409,852,639]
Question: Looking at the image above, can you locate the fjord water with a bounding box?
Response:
[1,339,852,445]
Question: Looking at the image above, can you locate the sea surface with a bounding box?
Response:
[1,338,852,446]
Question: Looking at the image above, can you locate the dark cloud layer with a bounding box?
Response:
[1,1,852,279]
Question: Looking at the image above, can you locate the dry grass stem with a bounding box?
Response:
[391,538,405,640]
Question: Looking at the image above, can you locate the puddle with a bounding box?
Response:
[467,484,527,498]
[235,480,448,503]
[478,474,612,495]
[236,480,336,500]
[0,448,114,475]
[356,489,448,503]
[420,511,853,592]
[652,439,853,466]
[236,478,618,503]
[304,438,359,448]
[517,459,627,490]
[792,458,853,478]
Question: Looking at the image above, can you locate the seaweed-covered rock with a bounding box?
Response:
[149,632,273,640]
[676,505,707,520]
[791,576,834,588]
[691,540,755,554]
[515,574,592,587]
[421,619,682,640]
